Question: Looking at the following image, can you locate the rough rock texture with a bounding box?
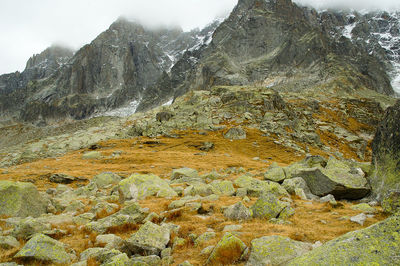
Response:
[297,158,370,199]
[126,221,170,255]
[250,194,288,220]
[287,215,400,265]
[206,232,247,265]
[0,181,47,218]
[371,100,400,201]
[118,173,177,200]
[247,235,311,266]
[223,202,252,220]
[14,234,71,264]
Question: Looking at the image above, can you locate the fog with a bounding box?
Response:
[0,0,399,74]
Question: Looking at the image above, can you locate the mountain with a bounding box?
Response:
[0,18,222,124]
[0,0,399,124]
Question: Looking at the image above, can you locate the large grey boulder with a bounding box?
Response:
[247,235,311,265]
[250,194,288,220]
[223,202,252,220]
[92,172,121,189]
[0,181,47,218]
[224,127,247,140]
[0,236,20,249]
[126,221,170,255]
[264,164,286,182]
[11,217,51,240]
[118,173,177,200]
[206,232,247,265]
[234,175,288,197]
[14,234,71,264]
[296,158,370,199]
[287,215,400,265]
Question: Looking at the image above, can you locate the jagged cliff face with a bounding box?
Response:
[157,0,393,105]
[0,18,221,123]
[0,0,398,123]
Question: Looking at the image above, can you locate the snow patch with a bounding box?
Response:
[162,98,173,106]
[100,100,140,117]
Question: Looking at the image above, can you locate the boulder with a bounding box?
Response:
[184,182,213,197]
[210,180,235,196]
[80,248,121,263]
[102,253,131,266]
[287,215,400,265]
[264,164,286,182]
[48,173,76,184]
[370,100,400,200]
[0,181,47,218]
[82,151,103,159]
[234,175,288,197]
[223,202,252,220]
[351,203,377,214]
[171,168,199,181]
[131,255,161,265]
[0,236,20,249]
[11,217,51,240]
[126,221,170,255]
[296,158,370,199]
[194,232,216,247]
[206,232,247,265]
[247,236,311,265]
[14,234,71,264]
[250,194,288,220]
[224,127,246,140]
[118,173,177,200]
[92,172,121,189]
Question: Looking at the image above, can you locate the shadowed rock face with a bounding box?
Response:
[370,100,400,200]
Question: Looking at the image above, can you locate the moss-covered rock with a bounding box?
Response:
[118,173,177,200]
[0,236,20,249]
[206,232,247,265]
[194,232,216,247]
[264,164,286,182]
[11,217,51,240]
[223,202,252,221]
[184,182,213,197]
[0,181,47,218]
[296,157,370,199]
[91,172,121,189]
[287,215,400,265]
[224,127,247,140]
[126,221,170,255]
[82,151,102,159]
[247,235,311,265]
[102,253,131,266]
[14,234,71,264]
[210,180,235,196]
[234,175,288,197]
[381,190,400,214]
[250,194,287,220]
[171,168,199,181]
[351,203,377,214]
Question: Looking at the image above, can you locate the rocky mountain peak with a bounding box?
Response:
[25,45,73,71]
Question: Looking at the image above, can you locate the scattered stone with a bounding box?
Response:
[80,248,121,263]
[236,188,247,197]
[223,202,252,221]
[350,213,367,226]
[195,231,216,247]
[319,194,337,206]
[102,253,130,266]
[210,180,235,196]
[178,261,193,266]
[184,182,213,197]
[0,236,20,249]
[224,127,246,140]
[206,232,247,265]
[161,247,172,258]
[282,177,311,195]
[201,245,215,256]
[234,175,288,197]
[287,215,400,265]
[223,224,243,232]
[82,151,102,160]
[92,172,121,189]
[351,203,377,214]
[251,194,288,220]
[264,163,286,182]
[48,173,76,184]
[247,236,312,265]
[11,217,51,240]
[0,181,47,218]
[131,255,161,265]
[95,234,126,251]
[279,206,295,220]
[118,173,177,200]
[172,237,186,250]
[14,234,71,264]
[199,142,214,151]
[126,221,170,255]
[73,212,96,225]
[171,168,199,181]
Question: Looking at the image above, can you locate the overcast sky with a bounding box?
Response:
[0,0,399,75]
